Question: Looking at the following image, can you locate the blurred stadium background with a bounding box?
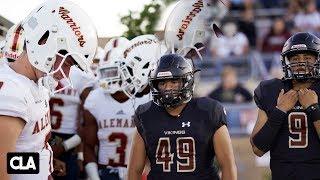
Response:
[2,0,319,179]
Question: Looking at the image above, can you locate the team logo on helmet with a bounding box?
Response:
[177,0,204,41]
[157,71,173,77]
[291,44,307,50]
[59,6,86,47]
[123,38,158,58]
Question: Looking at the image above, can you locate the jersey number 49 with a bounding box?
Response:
[156,137,196,172]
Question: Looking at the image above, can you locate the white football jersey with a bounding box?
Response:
[50,87,80,134]
[51,68,97,135]
[84,87,150,167]
[0,61,53,179]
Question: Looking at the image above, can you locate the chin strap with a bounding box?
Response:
[38,76,58,96]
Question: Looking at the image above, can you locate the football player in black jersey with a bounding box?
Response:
[250,32,320,179]
[128,54,237,180]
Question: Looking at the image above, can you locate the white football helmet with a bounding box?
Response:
[91,47,104,76]
[98,37,129,94]
[0,40,5,58]
[3,23,25,62]
[104,37,130,53]
[120,34,167,98]
[21,0,98,93]
[164,0,212,58]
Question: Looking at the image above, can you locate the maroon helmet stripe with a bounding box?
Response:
[11,25,23,52]
[113,39,118,48]
[104,51,111,61]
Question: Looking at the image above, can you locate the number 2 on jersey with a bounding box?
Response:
[288,112,308,148]
[156,137,196,172]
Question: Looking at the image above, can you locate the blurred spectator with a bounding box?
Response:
[238,8,257,47]
[261,18,291,53]
[230,0,254,10]
[211,22,249,58]
[258,0,283,8]
[208,66,253,103]
[294,0,320,33]
[284,0,302,30]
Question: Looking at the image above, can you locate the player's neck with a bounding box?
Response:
[165,103,187,117]
[9,53,38,82]
[111,91,129,103]
[292,80,313,90]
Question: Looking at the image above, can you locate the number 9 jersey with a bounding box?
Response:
[254,78,320,178]
[134,97,227,180]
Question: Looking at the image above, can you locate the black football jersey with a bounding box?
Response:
[134,97,227,180]
[254,78,320,164]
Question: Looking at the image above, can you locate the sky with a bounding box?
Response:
[0,0,174,37]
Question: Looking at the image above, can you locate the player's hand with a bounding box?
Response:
[77,159,84,172]
[52,143,65,158]
[53,158,66,176]
[298,88,318,109]
[277,89,298,112]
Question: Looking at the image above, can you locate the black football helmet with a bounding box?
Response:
[149,54,196,108]
[281,32,320,80]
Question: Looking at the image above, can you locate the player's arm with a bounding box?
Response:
[0,116,25,180]
[298,89,320,139]
[127,129,147,180]
[249,108,268,157]
[53,87,94,158]
[213,125,237,180]
[80,87,93,105]
[251,88,297,157]
[83,109,100,180]
[76,143,84,173]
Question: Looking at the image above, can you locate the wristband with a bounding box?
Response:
[306,103,320,122]
[77,152,84,161]
[62,134,81,151]
[85,162,100,180]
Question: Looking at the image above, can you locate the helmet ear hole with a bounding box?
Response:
[194,43,204,49]
[38,30,49,45]
[142,62,150,69]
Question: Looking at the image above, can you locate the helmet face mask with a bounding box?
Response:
[149,54,195,108]
[98,61,123,94]
[281,32,320,81]
[283,52,319,80]
[120,34,166,98]
[98,37,129,94]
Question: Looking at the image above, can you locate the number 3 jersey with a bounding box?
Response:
[0,62,53,179]
[134,97,227,180]
[254,78,320,164]
[84,87,150,167]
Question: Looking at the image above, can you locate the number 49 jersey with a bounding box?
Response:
[134,97,227,180]
[84,87,150,167]
[254,78,320,163]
